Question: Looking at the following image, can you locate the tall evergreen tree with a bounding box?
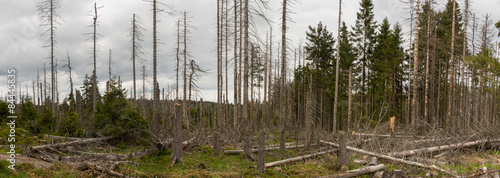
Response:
[352,0,377,120]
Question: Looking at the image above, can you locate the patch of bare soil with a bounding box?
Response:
[0,154,53,169]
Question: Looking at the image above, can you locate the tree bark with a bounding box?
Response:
[171,103,183,166]
[447,0,456,129]
[320,164,385,178]
[320,140,457,177]
[333,0,342,134]
[412,0,420,127]
[256,149,336,168]
[387,139,500,158]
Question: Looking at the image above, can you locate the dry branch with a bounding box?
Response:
[44,134,83,141]
[320,140,457,177]
[319,164,385,178]
[387,138,500,158]
[351,133,415,139]
[224,144,308,155]
[252,149,336,168]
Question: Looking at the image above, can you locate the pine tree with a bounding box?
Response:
[352,0,377,120]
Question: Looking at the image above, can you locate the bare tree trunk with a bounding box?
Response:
[348,66,353,132]
[171,103,183,166]
[462,0,469,128]
[233,0,238,131]
[305,74,313,151]
[406,0,414,126]
[242,0,254,160]
[333,0,341,134]
[176,20,180,101]
[92,3,98,121]
[225,0,229,127]
[268,27,273,127]
[279,0,288,152]
[447,0,456,129]
[257,128,265,172]
[424,3,431,124]
[412,0,420,128]
[183,11,189,131]
[50,0,56,114]
[214,0,222,156]
[66,52,73,102]
[132,14,137,100]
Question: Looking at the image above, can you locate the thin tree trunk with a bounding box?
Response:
[242,0,253,160]
[447,0,456,129]
[333,0,341,134]
[214,0,222,156]
[348,66,353,132]
[424,3,431,124]
[132,14,137,101]
[462,0,469,128]
[280,0,287,152]
[183,11,188,131]
[92,3,98,121]
[176,20,180,101]
[412,0,420,128]
[233,0,238,131]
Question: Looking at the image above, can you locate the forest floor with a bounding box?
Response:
[0,143,499,177]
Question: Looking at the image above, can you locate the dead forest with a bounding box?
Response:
[3,0,500,177]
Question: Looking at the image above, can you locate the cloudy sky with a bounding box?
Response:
[1,0,499,103]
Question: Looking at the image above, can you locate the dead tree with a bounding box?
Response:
[412,0,420,127]
[333,0,342,134]
[63,51,74,104]
[424,1,431,123]
[130,14,146,101]
[37,0,60,113]
[233,0,239,131]
[188,60,207,102]
[447,0,456,128]
[183,11,188,130]
[279,0,288,152]
[242,0,253,160]
[171,103,183,165]
[176,20,180,100]
[214,0,222,156]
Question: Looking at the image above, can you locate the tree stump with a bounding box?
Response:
[336,131,348,168]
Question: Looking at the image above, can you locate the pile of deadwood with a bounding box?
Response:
[22,134,154,177]
[22,132,208,177]
[223,128,500,178]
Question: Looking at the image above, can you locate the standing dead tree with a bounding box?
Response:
[37,0,61,113]
[63,51,74,105]
[129,14,146,101]
[412,0,420,127]
[332,0,342,134]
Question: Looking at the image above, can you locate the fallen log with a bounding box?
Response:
[25,136,115,156]
[320,140,457,177]
[318,164,385,178]
[75,162,130,178]
[252,149,336,168]
[412,157,446,166]
[466,169,500,178]
[387,138,500,158]
[224,144,309,155]
[44,134,83,141]
[351,133,416,139]
[61,151,147,162]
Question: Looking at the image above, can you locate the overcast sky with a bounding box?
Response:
[1,0,499,103]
